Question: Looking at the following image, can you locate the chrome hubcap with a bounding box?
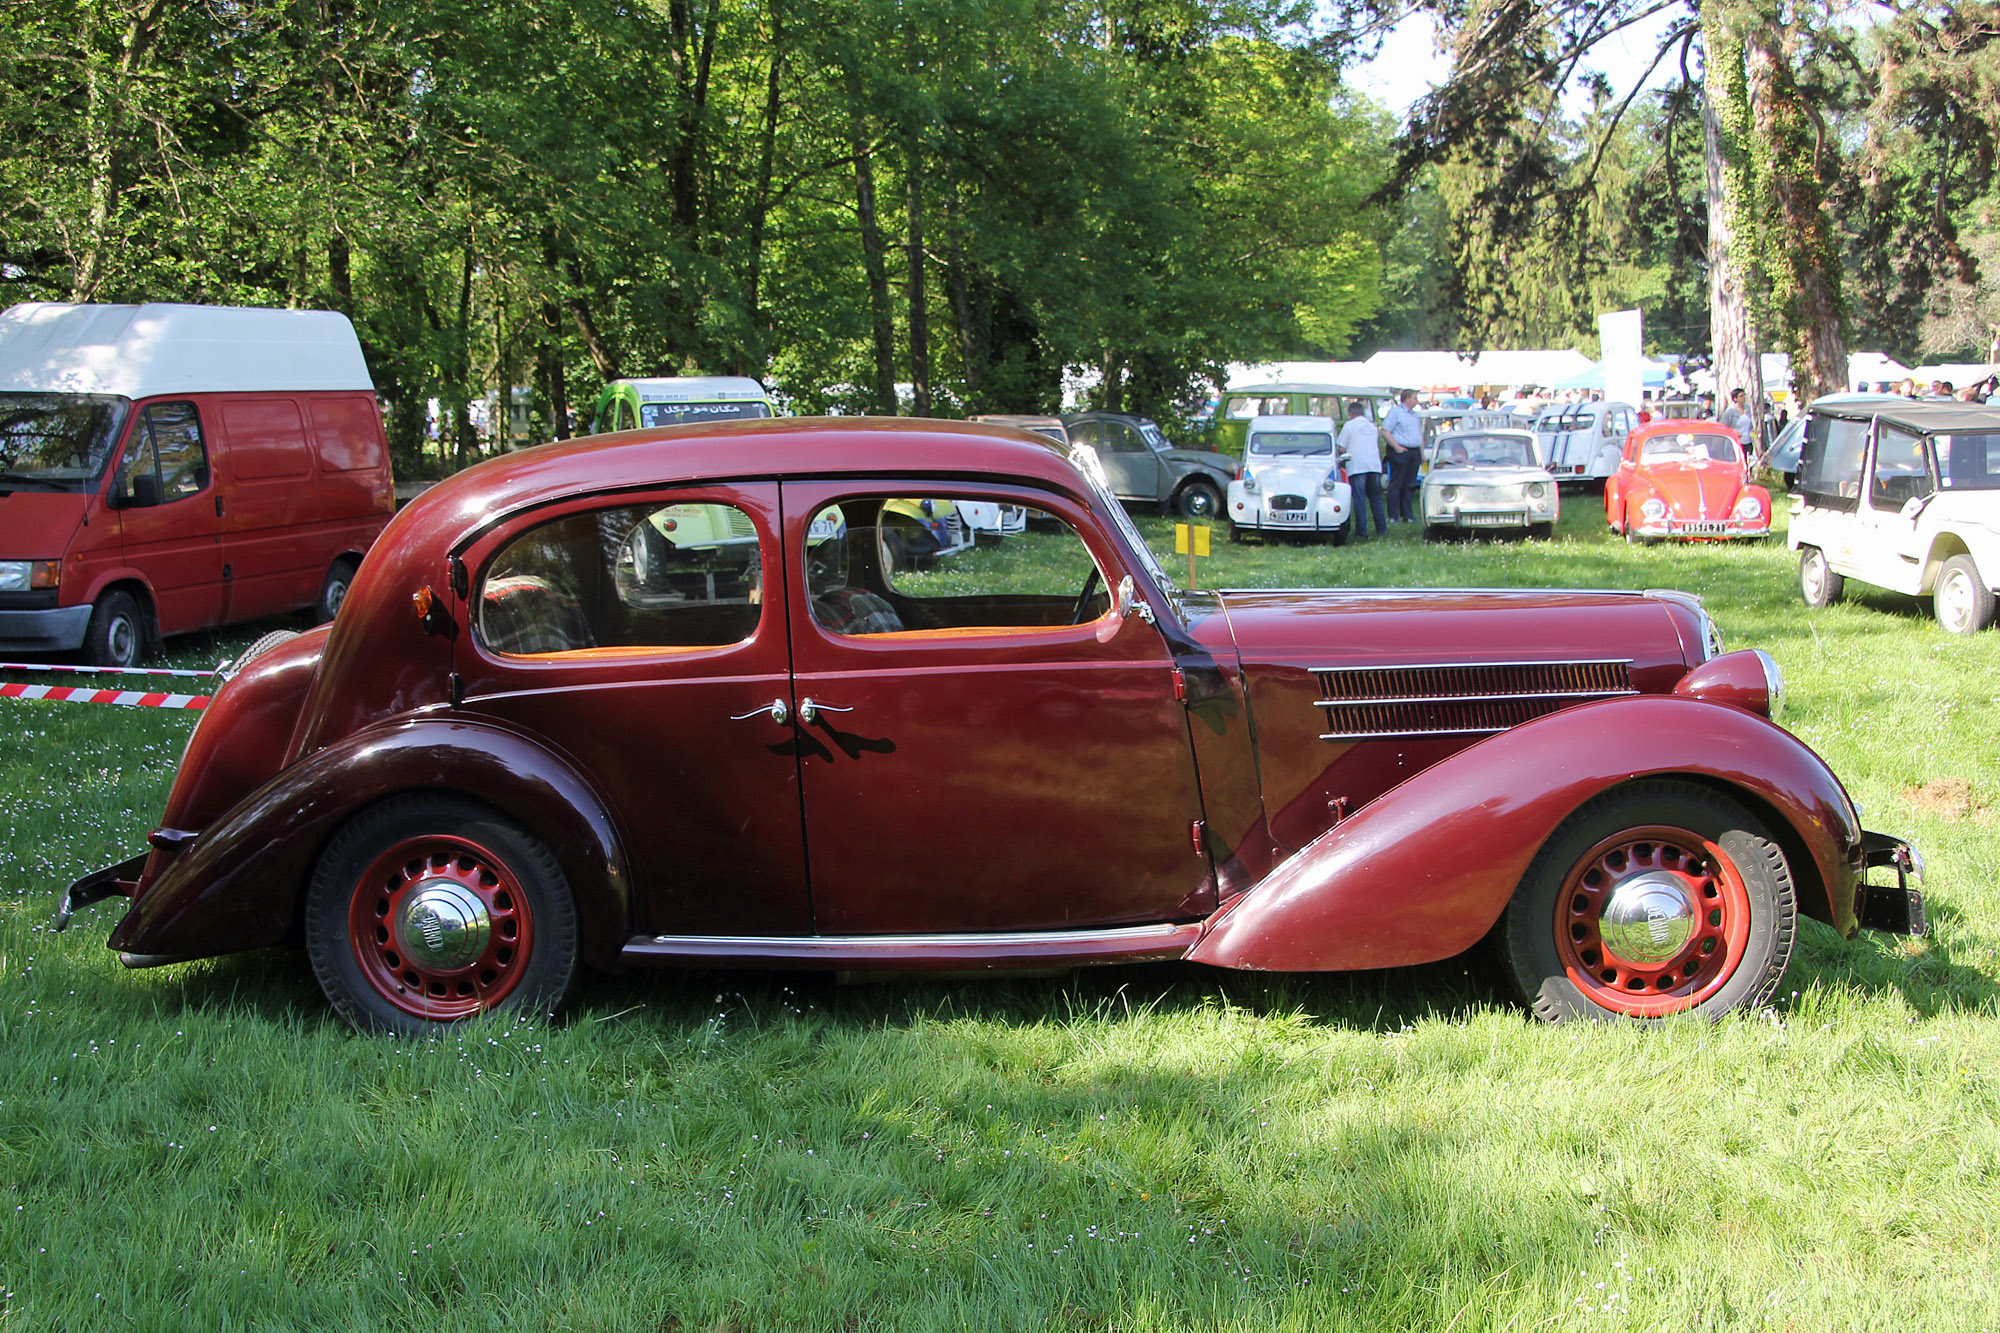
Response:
[1941,572,1970,630]
[394,878,491,968]
[1598,871,1696,964]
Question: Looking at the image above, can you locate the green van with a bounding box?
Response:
[1213,382,1394,456]
[590,376,774,432]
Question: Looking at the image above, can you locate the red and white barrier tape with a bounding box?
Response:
[0,660,220,679]
[0,682,209,711]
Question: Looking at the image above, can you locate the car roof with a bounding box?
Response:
[1247,414,1335,430]
[403,418,1081,551]
[0,301,374,396]
[1812,399,2000,433]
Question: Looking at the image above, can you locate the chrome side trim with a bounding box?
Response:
[1313,689,1634,708]
[621,922,1204,969]
[1309,658,1634,675]
[644,923,1193,949]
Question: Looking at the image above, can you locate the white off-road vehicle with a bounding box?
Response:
[1789,399,2000,634]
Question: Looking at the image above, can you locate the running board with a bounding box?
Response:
[620,922,1204,971]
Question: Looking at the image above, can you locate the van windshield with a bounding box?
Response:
[638,401,772,427]
[1248,430,1332,457]
[0,393,129,494]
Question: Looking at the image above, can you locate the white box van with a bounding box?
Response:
[0,303,394,665]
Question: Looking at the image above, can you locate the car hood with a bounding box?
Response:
[1424,464,1552,488]
[1241,457,1340,486]
[1165,448,1235,475]
[0,490,90,559]
[1636,462,1746,515]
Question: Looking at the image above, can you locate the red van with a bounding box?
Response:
[0,303,394,665]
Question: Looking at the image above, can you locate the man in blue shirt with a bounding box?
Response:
[1382,389,1424,522]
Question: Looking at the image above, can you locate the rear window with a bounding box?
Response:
[1937,433,2000,490]
[637,401,771,427]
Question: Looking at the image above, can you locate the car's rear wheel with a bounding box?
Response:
[313,556,359,624]
[1933,554,1995,634]
[83,590,144,668]
[305,794,579,1036]
[1500,781,1795,1023]
[1176,480,1222,519]
[1798,546,1843,607]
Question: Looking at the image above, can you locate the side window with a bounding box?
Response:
[1099,422,1144,453]
[478,500,762,656]
[119,402,209,504]
[1799,416,1871,507]
[1871,427,1934,508]
[807,497,1105,636]
[1068,420,1101,448]
[1307,395,1341,418]
[1223,397,1258,420]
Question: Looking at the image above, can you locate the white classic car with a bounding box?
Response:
[1423,419,1560,539]
[1535,400,1640,484]
[1225,414,1354,543]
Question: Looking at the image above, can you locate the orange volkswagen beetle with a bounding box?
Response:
[1606,420,1773,543]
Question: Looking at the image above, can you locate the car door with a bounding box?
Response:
[780,479,1213,935]
[1092,419,1165,503]
[453,482,813,939]
[111,400,228,634]
[1855,423,1935,594]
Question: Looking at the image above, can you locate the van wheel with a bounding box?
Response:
[83,591,144,668]
[1798,546,1843,608]
[314,557,359,624]
[305,794,580,1036]
[1934,555,1995,634]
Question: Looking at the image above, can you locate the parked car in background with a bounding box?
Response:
[1212,382,1393,456]
[0,302,394,666]
[1537,400,1640,484]
[1606,422,1772,543]
[1063,411,1233,518]
[1652,399,1709,421]
[1791,399,2000,633]
[1421,418,1558,540]
[590,376,774,431]
[1226,414,1353,543]
[61,417,1923,1034]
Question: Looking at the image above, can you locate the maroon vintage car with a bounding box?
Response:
[59,419,1925,1034]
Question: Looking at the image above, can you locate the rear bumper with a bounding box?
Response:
[54,851,148,931]
[0,605,92,653]
[1857,830,1926,935]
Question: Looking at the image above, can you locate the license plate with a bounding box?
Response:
[1671,521,1727,535]
[1466,512,1525,526]
[1266,509,1310,524]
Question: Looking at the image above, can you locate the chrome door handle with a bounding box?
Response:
[730,699,790,726]
[798,698,852,725]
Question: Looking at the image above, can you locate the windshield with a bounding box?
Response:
[1640,431,1741,463]
[0,393,130,494]
[1436,432,1537,467]
[1937,433,2000,490]
[1248,429,1333,457]
[1068,444,1178,594]
[1140,423,1172,451]
[637,401,772,427]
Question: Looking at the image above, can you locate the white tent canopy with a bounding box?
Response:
[1357,348,1595,391]
[1224,360,1380,389]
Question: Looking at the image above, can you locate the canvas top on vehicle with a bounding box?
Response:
[0,302,374,397]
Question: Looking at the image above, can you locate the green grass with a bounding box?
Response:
[3,501,1999,1330]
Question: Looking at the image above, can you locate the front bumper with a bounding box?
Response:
[1857,830,1927,935]
[1228,491,1349,533]
[0,604,93,654]
[1632,518,1771,541]
[1429,509,1541,529]
[54,851,148,931]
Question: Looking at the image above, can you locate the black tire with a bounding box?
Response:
[1933,554,1995,635]
[1176,480,1223,520]
[304,794,580,1036]
[1229,523,1248,544]
[314,556,359,624]
[1498,781,1796,1024]
[1798,546,1843,608]
[1528,522,1554,541]
[83,590,144,668]
[228,629,301,677]
[1329,513,1353,548]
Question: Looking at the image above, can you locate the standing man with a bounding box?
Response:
[1338,401,1387,542]
[1719,387,1752,438]
[1382,389,1424,522]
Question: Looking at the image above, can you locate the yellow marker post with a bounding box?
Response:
[1174,523,1211,590]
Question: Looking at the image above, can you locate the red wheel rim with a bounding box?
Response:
[347,834,535,1021]
[1554,824,1751,1017]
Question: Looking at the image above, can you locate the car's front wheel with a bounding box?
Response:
[1934,554,1995,634]
[314,556,359,623]
[305,794,580,1036]
[1499,781,1795,1023]
[1176,480,1222,519]
[1798,545,1843,608]
[83,590,145,668]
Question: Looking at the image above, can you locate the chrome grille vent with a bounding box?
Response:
[1311,660,1636,740]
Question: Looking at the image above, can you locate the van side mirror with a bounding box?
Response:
[128,473,162,508]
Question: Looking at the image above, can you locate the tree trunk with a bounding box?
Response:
[849,100,897,414]
[71,0,171,299]
[745,0,785,377]
[541,300,570,440]
[1744,27,1847,404]
[905,154,932,418]
[1701,16,1765,441]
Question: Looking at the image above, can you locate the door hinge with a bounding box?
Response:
[448,555,469,598]
[1189,818,1206,856]
[1171,665,1187,701]
[448,672,464,708]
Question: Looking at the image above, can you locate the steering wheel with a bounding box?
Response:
[1070,567,1102,624]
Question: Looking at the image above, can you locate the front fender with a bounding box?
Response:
[1188,696,1862,973]
[109,719,633,971]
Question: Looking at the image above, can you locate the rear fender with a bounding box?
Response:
[1188,696,1861,973]
[110,720,632,970]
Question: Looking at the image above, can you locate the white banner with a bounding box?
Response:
[1598,309,1644,408]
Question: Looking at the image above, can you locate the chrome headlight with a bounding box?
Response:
[1640,498,1667,521]
[1241,474,1259,495]
[1439,485,1458,503]
[1526,482,1547,500]
[0,560,57,592]
[1734,494,1763,519]
[0,561,28,592]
